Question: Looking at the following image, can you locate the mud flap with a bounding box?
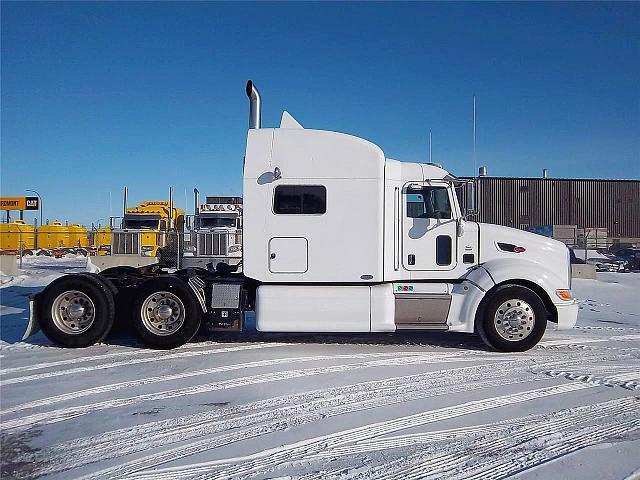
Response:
[86,256,101,273]
[22,297,41,340]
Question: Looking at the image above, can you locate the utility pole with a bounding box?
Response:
[429,129,432,163]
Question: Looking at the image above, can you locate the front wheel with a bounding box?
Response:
[477,284,548,352]
[132,276,201,349]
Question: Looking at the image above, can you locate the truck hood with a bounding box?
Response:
[478,223,571,285]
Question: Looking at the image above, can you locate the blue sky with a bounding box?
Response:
[2,2,639,226]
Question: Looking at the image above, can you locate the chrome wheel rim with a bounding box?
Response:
[140,291,185,336]
[494,298,535,341]
[51,290,96,335]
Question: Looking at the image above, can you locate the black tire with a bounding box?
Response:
[21,249,34,256]
[132,275,201,349]
[100,265,142,277]
[37,274,115,348]
[476,284,548,352]
[76,272,119,297]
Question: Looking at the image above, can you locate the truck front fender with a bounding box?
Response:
[448,258,572,333]
[479,257,568,307]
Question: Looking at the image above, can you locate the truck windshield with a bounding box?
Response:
[199,217,236,228]
[123,216,161,230]
[406,186,452,219]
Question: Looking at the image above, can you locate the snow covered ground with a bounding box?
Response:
[1,257,639,479]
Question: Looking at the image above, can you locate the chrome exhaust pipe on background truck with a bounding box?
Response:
[246,80,261,129]
[123,186,128,218]
[194,188,200,219]
[169,187,174,230]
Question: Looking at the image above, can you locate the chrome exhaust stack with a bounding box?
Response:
[246,80,261,129]
[169,187,174,230]
[123,186,128,227]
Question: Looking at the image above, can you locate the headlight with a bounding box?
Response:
[228,245,241,253]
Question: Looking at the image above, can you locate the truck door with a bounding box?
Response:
[402,183,458,271]
[269,237,308,273]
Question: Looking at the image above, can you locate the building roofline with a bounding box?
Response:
[459,176,640,183]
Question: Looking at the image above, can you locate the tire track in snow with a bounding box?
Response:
[313,398,627,458]
[44,359,514,454]
[0,340,242,375]
[280,399,636,479]
[366,397,638,480]
[574,325,640,333]
[35,351,615,477]
[1,352,472,431]
[39,362,528,478]
[1,343,288,385]
[1,351,430,415]
[537,338,610,348]
[381,421,639,480]
[455,420,640,480]
[610,334,640,341]
[126,383,591,480]
[533,367,640,390]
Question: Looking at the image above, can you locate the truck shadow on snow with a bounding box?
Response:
[0,285,51,347]
[200,315,489,350]
[206,330,489,350]
[106,314,490,351]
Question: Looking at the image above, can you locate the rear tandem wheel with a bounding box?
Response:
[36,273,116,348]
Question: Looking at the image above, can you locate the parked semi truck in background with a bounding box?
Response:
[183,191,242,269]
[24,81,578,352]
[111,198,184,257]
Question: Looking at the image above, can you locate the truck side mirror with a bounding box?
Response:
[466,182,476,215]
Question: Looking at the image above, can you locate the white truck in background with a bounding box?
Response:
[24,80,578,351]
[182,191,243,270]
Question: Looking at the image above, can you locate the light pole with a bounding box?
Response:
[25,189,42,227]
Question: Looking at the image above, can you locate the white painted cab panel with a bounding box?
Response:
[370,283,396,332]
[243,128,385,283]
[256,285,371,332]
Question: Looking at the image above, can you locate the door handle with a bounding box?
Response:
[270,253,276,259]
[408,254,415,265]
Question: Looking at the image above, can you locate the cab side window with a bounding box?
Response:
[274,185,326,215]
[406,186,451,219]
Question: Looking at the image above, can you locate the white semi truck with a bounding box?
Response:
[24,81,577,351]
[182,192,243,269]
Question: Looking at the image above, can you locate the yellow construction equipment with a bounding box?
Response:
[0,220,36,251]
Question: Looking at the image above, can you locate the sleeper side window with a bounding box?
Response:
[274,185,326,215]
[406,186,452,220]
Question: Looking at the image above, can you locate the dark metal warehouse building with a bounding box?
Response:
[458,176,640,239]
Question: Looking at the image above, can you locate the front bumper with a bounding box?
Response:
[555,300,578,330]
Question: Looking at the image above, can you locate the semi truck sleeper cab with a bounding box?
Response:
[24,80,578,352]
